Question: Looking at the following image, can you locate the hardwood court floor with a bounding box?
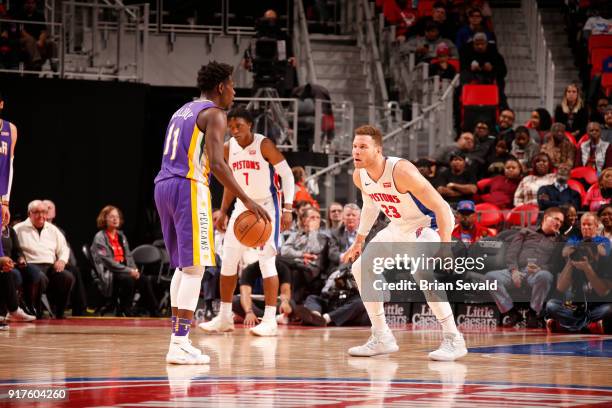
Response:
[1,318,611,407]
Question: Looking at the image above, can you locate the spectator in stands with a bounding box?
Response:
[582,9,612,38]
[401,22,458,63]
[455,7,496,51]
[435,151,478,207]
[380,0,417,42]
[514,152,557,206]
[540,123,576,169]
[546,212,612,334]
[575,122,612,172]
[326,202,343,232]
[537,163,582,211]
[560,203,580,239]
[14,200,74,319]
[428,42,457,80]
[480,157,522,209]
[602,105,612,143]
[1,223,43,319]
[435,131,478,170]
[411,1,457,41]
[591,97,609,124]
[281,207,331,302]
[0,262,35,324]
[16,0,57,71]
[292,166,319,209]
[472,121,496,166]
[293,265,369,327]
[0,6,19,69]
[91,205,159,317]
[599,204,612,240]
[486,207,565,328]
[232,259,292,325]
[511,126,540,172]
[414,157,438,183]
[554,84,588,139]
[459,32,507,107]
[527,108,553,144]
[328,203,360,269]
[452,200,491,244]
[485,138,513,176]
[585,167,612,212]
[495,108,516,145]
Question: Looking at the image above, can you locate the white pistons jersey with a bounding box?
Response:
[228,133,279,201]
[360,156,438,232]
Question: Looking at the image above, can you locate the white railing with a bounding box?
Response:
[294,0,318,85]
[356,0,389,124]
[523,0,555,113]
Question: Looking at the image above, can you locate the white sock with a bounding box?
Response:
[263,305,276,322]
[323,313,331,324]
[312,310,321,317]
[219,302,232,319]
[438,314,460,335]
[364,302,389,332]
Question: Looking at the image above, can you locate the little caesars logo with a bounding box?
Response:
[411,304,439,327]
[384,303,408,325]
[457,305,497,329]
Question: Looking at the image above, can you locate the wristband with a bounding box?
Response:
[282,208,292,213]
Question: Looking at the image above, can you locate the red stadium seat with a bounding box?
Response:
[477,177,493,192]
[588,35,612,53]
[461,84,499,105]
[591,48,612,77]
[568,179,587,206]
[570,166,598,185]
[602,73,612,97]
[461,84,499,130]
[505,203,539,227]
[417,0,435,17]
[475,202,504,227]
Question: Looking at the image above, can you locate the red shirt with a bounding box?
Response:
[106,230,125,263]
[452,223,490,244]
[481,175,520,209]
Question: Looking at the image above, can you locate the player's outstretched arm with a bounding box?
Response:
[261,138,294,231]
[198,108,270,222]
[393,160,454,242]
[341,170,380,264]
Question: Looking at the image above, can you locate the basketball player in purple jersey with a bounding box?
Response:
[0,93,17,269]
[154,62,270,365]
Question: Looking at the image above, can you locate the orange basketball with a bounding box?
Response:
[233,210,272,248]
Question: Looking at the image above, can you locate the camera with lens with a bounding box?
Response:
[570,239,596,262]
[248,18,288,90]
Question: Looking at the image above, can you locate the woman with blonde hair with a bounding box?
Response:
[554,83,588,139]
[584,167,612,212]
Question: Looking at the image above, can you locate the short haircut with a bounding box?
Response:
[551,122,566,132]
[343,203,361,212]
[227,105,253,124]
[543,206,563,218]
[501,108,515,117]
[515,125,530,136]
[27,200,44,214]
[581,212,599,224]
[96,205,124,230]
[354,124,383,146]
[468,7,482,16]
[197,61,233,92]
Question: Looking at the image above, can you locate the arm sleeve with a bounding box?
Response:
[273,160,295,206]
[2,160,13,203]
[357,191,380,236]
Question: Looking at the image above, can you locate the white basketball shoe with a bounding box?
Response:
[250,319,278,337]
[198,314,234,333]
[166,337,210,365]
[428,333,468,361]
[348,328,399,357]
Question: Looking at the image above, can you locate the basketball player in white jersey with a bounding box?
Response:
[199,105,294,337]
[342,125,468,360]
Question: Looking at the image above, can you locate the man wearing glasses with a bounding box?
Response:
[14,200,74,319]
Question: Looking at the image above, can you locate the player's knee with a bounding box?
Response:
[260,257,278,279]
[181,265,204,278]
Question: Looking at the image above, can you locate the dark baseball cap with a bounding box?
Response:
[457,200,476,214]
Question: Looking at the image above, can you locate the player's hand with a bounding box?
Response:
[511,269,522,288]
[2,203,10,226]
[244,199,271,223]
[215,212,229,232]
[279,300,292,315]
[281,211,292,232]
[243,311,259,327]
[342,240,363,264]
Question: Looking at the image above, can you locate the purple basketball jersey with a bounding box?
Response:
[0,120,12,196]
[154,99,217,186]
